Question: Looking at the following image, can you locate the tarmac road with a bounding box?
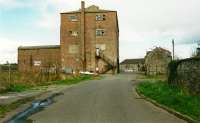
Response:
[29,73,186,123]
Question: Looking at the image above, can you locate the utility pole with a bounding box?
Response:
[172,39,175,60]
[8,61,11,84]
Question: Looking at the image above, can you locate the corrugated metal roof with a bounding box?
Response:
[120,58,145,65]
[18,45,60,50]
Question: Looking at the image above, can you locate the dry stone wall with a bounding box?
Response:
[168,58,200,95]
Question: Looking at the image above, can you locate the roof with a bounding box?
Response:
[154,47,171,54]
[18,45,60,50]
[120,58,145,65]
[145,47,172,59]
[61,5,116,14]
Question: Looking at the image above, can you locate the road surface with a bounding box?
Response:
[29,73,186,123]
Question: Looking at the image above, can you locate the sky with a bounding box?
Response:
[0,0,200,63]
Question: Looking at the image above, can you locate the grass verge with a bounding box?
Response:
[50,74,96,85]
[136,81,200,122]
[135,74,167,82]
[1,74,97,93]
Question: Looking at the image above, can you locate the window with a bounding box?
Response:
[68,15,78,21]
[69,31,78,37]
[96,29,105,36]
[96,14,106,21]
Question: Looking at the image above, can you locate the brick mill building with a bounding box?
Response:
[18,1,119,74]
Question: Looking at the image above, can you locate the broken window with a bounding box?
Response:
[96,29,105,36]
[68,15,78,21]
[69,31,78,37]
[96,14,106,21]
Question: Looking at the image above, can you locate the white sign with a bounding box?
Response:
[34,61,41,66]
[96,44,106,50]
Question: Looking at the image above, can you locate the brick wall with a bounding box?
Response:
[18,46,61,72]
[60,8,119,73]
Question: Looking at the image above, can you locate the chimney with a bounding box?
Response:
[81,1,85,11]
[81,1,86,71]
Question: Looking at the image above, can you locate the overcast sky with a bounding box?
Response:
[0,0,200,63]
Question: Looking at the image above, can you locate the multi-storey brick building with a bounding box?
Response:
[18,1,119,74]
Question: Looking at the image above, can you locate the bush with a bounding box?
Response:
[167,60,179,85]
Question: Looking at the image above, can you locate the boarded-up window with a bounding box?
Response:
[96,29,105,36]
[69,45,79,54]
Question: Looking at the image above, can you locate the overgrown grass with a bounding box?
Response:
[0,73,97,93]
[51,75,95,85]
[4,84,32,93]
[137,81,200,121]
[0,71,60,93]
[136,74,167,82]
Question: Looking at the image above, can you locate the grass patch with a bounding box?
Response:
[51,75,95,85]
[4,84,32,93]
[137,81,200,122]
[0,74,97,94]
[136,74,166,82]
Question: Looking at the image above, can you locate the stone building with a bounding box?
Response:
[18,1,119,74]
[120,59,145,72]
[145,47,172,75]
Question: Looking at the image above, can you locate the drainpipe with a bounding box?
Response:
[81,1,86,71]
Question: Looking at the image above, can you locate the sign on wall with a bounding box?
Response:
[34,61,41,66]
[96,44,106,50]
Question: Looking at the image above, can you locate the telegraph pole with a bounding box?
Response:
[7,61,11,84]
[172,39,175,60]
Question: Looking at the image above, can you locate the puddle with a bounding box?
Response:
[5,92,64,123]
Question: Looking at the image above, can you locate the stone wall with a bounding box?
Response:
[168,58,200,95]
